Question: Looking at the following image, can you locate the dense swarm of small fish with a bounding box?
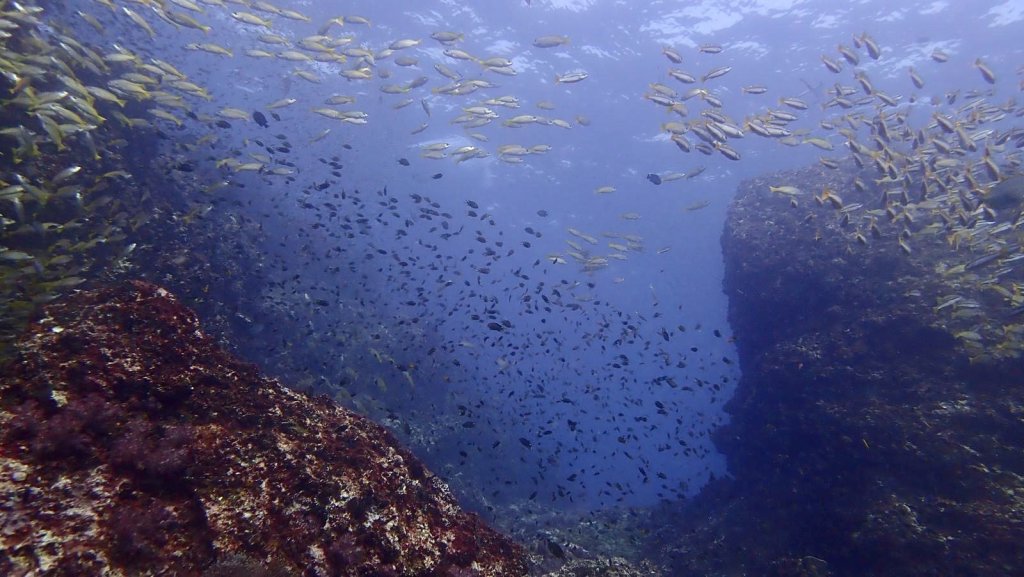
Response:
[0,2,186,360]
[0,0,1022,543]
[645,32,1024,362]
[0,0,737,519]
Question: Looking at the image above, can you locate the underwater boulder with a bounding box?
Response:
[0,281,527,577]
[653,162,1024,577]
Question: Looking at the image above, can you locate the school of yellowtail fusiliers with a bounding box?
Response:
[646,33,1024,363]
[0,0,1023,362]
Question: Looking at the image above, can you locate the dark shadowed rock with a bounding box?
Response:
[650,163,1024,577]
[0,281,527,577]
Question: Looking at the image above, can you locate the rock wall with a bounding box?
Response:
[0,281,527,577]
[657,165,1024,576]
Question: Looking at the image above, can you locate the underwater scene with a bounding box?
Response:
[1,0,1023,575]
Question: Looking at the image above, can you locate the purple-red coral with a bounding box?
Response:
[0,281,527,577]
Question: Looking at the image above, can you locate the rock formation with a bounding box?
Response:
[0,281,527,577]
[655,164,1024,576]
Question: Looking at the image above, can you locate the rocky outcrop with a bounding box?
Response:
[657,164,1024,576]
[0,281,527,577]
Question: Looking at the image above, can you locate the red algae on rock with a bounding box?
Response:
[0,280,527,577]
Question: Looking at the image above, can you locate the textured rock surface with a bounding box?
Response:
[0,281,527,577]
[655,165,1024,576]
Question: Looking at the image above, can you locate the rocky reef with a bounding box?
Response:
[0,281,527,577]
[653,163,1024,576]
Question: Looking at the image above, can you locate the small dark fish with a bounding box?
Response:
[519,437,532,448]
[398,158,410,166]
[467,200,479,209]
[215,120,231,129]
[647,173,662,185]
[537,209,548,217]
[487,322,505,331]
[985,175,1024,211]
[270,112,281,121]
[253,110,268,127]
[432,173,443,179]
[546,540,565,559]
[342,144,353,150]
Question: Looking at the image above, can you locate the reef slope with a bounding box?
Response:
[0,281,527,577]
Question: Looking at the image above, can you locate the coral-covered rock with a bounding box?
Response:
[654,164,1024,577]
[0,281,527,577]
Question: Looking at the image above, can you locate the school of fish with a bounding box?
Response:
[0,0,1022,522]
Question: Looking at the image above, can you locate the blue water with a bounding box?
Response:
[46,0,1024,515]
